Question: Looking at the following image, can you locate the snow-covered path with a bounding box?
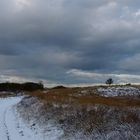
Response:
[0,97,44,140]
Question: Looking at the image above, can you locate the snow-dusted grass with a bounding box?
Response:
[17,95,140,140]
[16,96,64,140]
[97,86,140,97]
[12,86,140,140]
[0,86,140,140]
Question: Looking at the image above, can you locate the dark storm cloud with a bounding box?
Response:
[1,0,140,85]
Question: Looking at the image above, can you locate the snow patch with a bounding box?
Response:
[16,96,64,140]
[0,96,57,140]
[97,86,140,97]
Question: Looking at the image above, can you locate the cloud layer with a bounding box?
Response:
[1,0,140,86]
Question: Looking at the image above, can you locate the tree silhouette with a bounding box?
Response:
[105,78,113,86]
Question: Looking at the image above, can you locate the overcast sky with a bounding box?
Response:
[1,0,140,86]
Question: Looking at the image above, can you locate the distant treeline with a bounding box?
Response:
[0,82,44,92]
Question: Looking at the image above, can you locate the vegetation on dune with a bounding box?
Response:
[0,82,44,92]
[18,87,140,139]
[51,85,67,89]
[27,87,140,107]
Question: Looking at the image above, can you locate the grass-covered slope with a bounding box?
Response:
[16,86,140,140]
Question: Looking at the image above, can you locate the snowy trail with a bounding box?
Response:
[0,97,45,140]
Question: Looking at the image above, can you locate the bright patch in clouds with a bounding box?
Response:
[16,0,31,8]
[67,69,140,84]
[135,9,140,17]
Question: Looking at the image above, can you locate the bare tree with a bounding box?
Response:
[105,78,113,86]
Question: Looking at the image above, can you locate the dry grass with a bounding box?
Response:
[78,95,140,107]
[0,92,16,98]
[19,86,140,139]
[121,111,140,123]
[26,87,140,108]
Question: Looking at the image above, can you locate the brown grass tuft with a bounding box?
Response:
[26,87,140,108]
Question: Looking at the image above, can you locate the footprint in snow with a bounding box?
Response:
[19,130,24,136]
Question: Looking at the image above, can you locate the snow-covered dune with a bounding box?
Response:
[0,97,48,140]
[16,96,64,140]
[97,86,140,97]
[16,96,140,140]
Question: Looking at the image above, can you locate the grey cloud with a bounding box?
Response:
[0,0,140,85]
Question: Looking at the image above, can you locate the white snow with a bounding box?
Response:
[97,86,140,97]
[16,96,64,140]
[0,96,55,140]
[0,97,22,140]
